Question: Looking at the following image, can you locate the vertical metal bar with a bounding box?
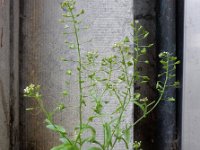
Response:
[156,0,177,149]
[176,0,184,149]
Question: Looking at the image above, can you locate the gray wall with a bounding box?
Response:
[20,0,133,149]
[182,0,200,149]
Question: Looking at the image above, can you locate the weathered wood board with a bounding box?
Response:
[0,1,10,149]
[20,0,133,149]
[0,0,19,149]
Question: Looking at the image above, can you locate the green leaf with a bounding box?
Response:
[66,70,72,75]
[156,81,163,91]
[118,74,126,81]
[94,100,103,114]
[167,97,175,102]
[80,9,85,14]
[147,43,154,47]
[169,56,177,61]
[159,52,168,58]
[169,74,176,78]
[175,60,181,64]
[57,103,66,111]
[133,101,145,112]
[46,124,66,134]
[142,76,150,81]
[69,43,76,49]
[103,123,112,148]
[59,137,68,143]
[160,60,167,65]
[134,93,141,100]
[127,61,133,66]
[141,48,146,54]
[143,32,149,38]
[80,80,85,83]
[115,126,122,138]
[133,141,142,149]
[80,124,97,143]
[62,90,68,96]
[173,81,180,87]
[88,116,97,122]
[124,36,130,42]
[88,73,96,79]
[123,126,131,144]
[45,119,51,125]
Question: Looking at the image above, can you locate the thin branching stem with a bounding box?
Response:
[67,4,84,149]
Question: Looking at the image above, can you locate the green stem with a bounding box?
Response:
[133,55,169,127]
[110,49,133,150]
[36,97,73,145]
[68,5,83,149]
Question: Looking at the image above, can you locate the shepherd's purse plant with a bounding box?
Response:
[24,0,180,149]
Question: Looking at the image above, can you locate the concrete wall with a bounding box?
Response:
[19,0,133,149]
[182,0,200,149]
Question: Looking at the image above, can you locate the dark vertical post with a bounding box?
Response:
[156,0,177,149]
[134,0,157,149]
[176,0,184,149]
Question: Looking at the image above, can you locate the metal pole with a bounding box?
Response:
[176,0,184,149]
[156,0,177,149]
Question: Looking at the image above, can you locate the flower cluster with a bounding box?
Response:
[24,84,42,99]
